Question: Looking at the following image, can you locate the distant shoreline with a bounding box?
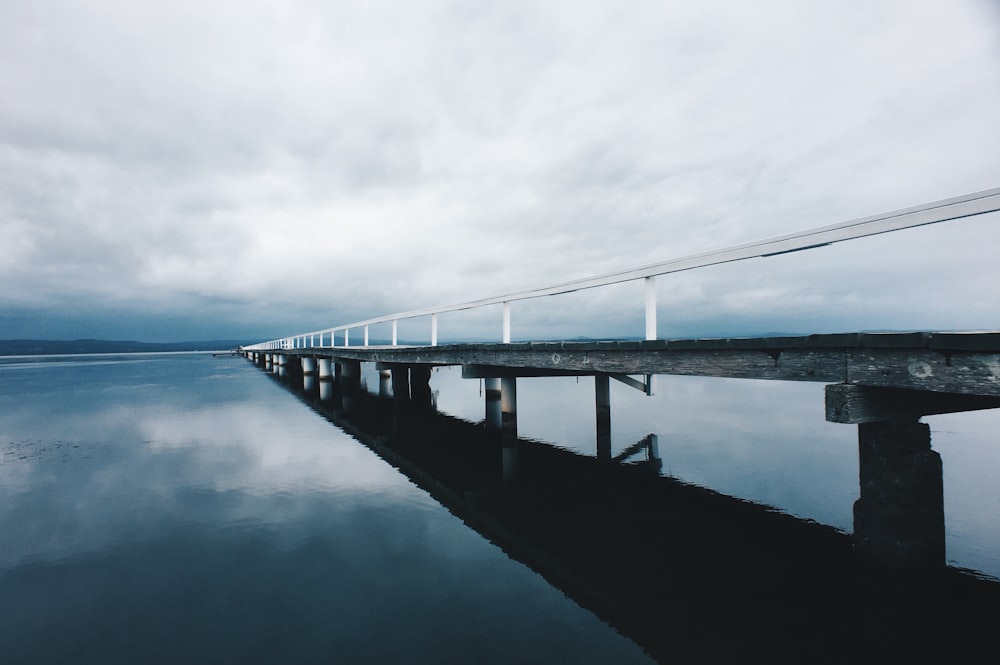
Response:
[0,339,249,356]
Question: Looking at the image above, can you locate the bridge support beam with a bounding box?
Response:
[853,420,945,569]
[391,367,410,402]
[482,375,517,483]
[318,358,333,379]
[596,374,611,462]
[411,366,433,411]
[826,384,1000,424]
[485,378,502,430]
[379,369,392,397]
[501,377,517,438]
[339,359,361,412]
[319,377,333,401]
[301,357,316,376]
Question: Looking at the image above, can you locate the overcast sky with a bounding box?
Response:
[3,0,999,343]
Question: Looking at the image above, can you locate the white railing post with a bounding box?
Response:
[431,314,438,346]
[645,276,657,341]
[345,328,350,348]
[364,325,369,347]
[502,301,511,344]
[392,320,398,347]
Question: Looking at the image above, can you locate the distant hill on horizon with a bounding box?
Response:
[0,339,251,356]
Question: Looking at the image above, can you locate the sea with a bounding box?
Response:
[1,351,998,663]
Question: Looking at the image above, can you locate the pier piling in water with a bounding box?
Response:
[854,419,945,568]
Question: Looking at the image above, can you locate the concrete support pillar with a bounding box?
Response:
[391,367,410,402]
[485,378,502,430]
[379,369,392,397]
[501,376,517,438]
[265,353,272,370]
[318,358,333,379]
[319,378,333,401]
[339,359,361,412]
[596,373,611,462]
[339,360,361,390]
[301,357,316,376]
[410,366,433,411]
[853,420,945,569]
[386,366,410,439]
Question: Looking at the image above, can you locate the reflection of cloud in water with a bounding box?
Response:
[136,402,412,494]
[0,397,430,571]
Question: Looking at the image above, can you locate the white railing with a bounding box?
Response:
[246,186,1000,352]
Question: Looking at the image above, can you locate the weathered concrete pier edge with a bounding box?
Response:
[242,189,1000,569]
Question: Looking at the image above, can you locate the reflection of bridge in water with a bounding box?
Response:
[254,354,999,664]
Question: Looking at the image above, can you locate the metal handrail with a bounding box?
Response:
[245,186,1000,351]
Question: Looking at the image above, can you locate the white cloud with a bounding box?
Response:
[2,0,999,341]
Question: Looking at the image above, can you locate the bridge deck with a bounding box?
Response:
[268,331,1000,398]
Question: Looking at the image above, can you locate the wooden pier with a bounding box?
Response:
[244,329,1000,571]
[250,330,1000,418]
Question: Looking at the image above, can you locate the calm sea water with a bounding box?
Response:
[2,352,998,663]
[0,353,653,664]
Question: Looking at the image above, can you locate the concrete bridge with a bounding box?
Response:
[242,187,1000,569]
